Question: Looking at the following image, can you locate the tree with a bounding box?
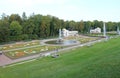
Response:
[22,12,27,21]
[27,14,42,38]
[43,15,51,37]
[0,20,10,42]
[9,14,22,24]
[10,21,22,36]
[77,20,84,32]
[40,21,46,37]
[68,20,76,30]
[33,15,42,37]
[85,21,92,33]
[50,17,61,36]
[106,22,114,31]
[1,13,9,22]
[1,13,6,20]
[39,15,51,38]
[60,19,65,28]
[22,20,35,35]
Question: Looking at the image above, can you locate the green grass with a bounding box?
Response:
[0,37,120,78]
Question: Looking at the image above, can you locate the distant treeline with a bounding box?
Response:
[0,12,120,42]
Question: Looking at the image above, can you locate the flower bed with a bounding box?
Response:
[78,37,98,43]
[4,45,61,59]
[64,35,99,44]
[2,40,40,50]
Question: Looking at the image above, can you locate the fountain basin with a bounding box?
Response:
[45,40,78,46]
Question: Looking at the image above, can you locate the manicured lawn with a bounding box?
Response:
[0,37,120,78]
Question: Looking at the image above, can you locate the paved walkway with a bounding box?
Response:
[0,38,106,67]
[0,54,12,66]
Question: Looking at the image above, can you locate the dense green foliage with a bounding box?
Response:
[0,37,120,78]
[0,12,120,42]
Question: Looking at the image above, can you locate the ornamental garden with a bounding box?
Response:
[0,35,99,59]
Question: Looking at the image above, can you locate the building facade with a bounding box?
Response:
[90,27,101,33]
[62,28,78,37]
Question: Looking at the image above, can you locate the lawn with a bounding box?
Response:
[0,37,120,78]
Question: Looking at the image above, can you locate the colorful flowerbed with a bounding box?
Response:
[78,37,98,43]
[4,45,61,59]
[1,40,40,50]
[64,35,99,43]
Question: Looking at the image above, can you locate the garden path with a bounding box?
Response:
[0,54,12,66]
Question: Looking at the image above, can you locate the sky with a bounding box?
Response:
[0,0,120,22]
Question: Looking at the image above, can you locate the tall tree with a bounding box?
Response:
[22,12,27,21]
[39,15,51,38]
[77,20,84,32]
[68,20,76,30]
[106,22,114,31]
[9,14,22,24]
[22,20,35,35]
[10,21,22,40]
[50,17,61,36]
[0,20,10,42]
[1,13,6,20]
[31,14,42,37]
[85,21,92,33]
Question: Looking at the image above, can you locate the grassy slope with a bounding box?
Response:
[0,38,120,78]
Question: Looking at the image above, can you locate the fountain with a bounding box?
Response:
[103,22,106,37]
[56,29,63,43]
[45,29,79,46]
[117,26,120,35]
